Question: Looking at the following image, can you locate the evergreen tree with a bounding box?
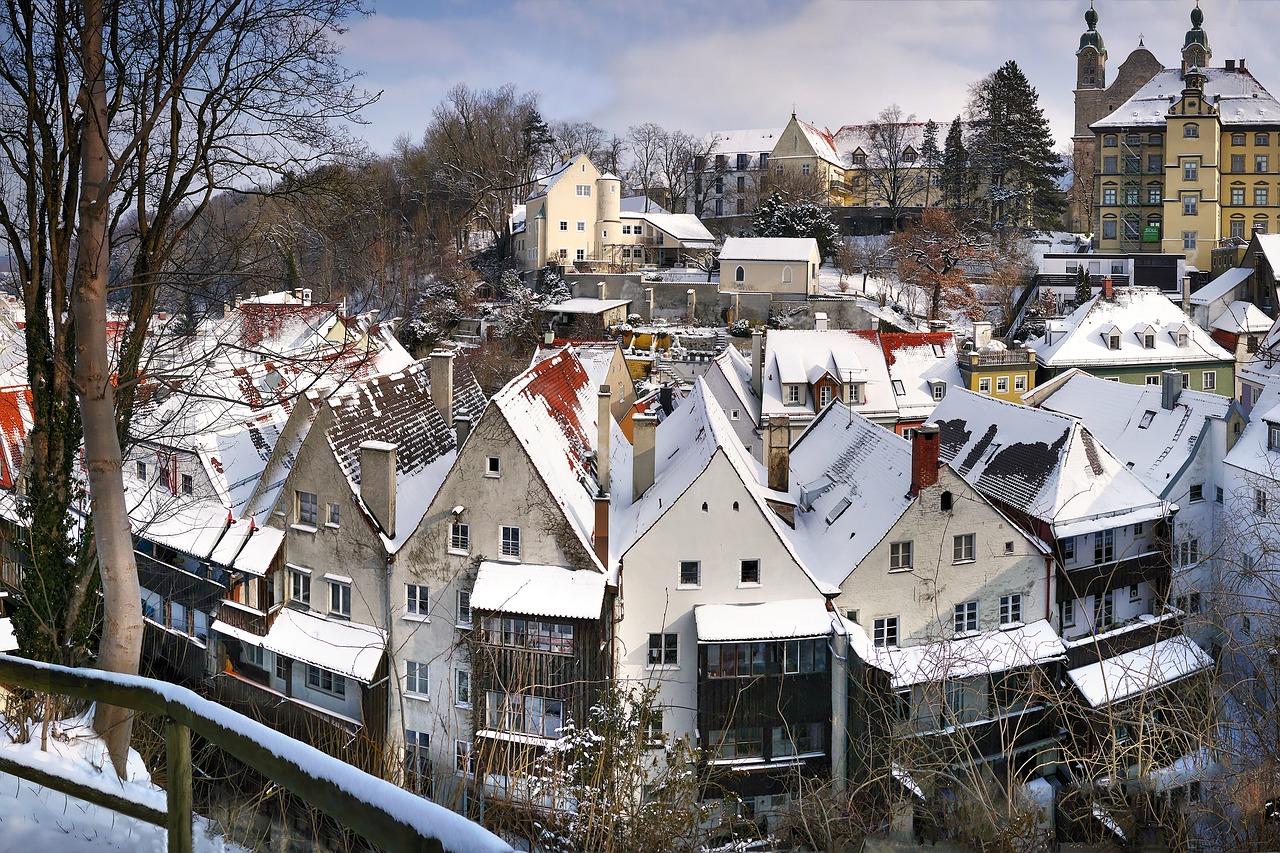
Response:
[921,119,941,208]
[753,192,842,260]
[1074,263,1093,305]
[967,60,1066,230]
[941,116,969,210]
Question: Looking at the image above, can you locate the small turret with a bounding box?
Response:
[1181,1,1211,77]
[1076,2,1107,90]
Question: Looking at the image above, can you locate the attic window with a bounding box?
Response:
[1108,333,1121,350]
[932,383,946,402]
[932,344,945,358]
[983,443,1001,463]
[940,492,953,512]
[1143,333,1155,349]
[1177,328,1190,347]
[892,379,906,396]
[1139,410,1156,429]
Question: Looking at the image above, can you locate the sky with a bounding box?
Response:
[342,0,1278,158]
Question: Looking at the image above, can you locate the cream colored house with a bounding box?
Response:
[718,237,820,295]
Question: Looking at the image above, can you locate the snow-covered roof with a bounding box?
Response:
[619,196,670,215]
[257,608,385,683]
[1092,67,1280,129]
[707,345,761,428]
[704,127,784,157]
[880,333,960,422]
[493,345,614,572]
[526,154,587,202]
[129,491,230,561]
[233,526,285,576]
[694,599,833,642]
[720,237,818,263]
[470,561,606,620]
[1191,267,1252,306]
[546,298,633,315]
[1211,300,1273,335]
[786,402,915,588]
[1257,234,1280,273]
[761,330,898,423]
[931,388,1170,538]
[621,211,715,247]
[0,384,32,489]
[1026,287,1232,368]
[1035,370,1231,499]
[1067,635,1213,708]
[1225,371,1280,479]
[788,118,843,168]
[872,620,1066,689]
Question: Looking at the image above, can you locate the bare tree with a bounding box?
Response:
[863,105,926,229]
[890,209,994,322]
[626,122,665,212]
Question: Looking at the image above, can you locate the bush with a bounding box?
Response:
[728,319,752,337]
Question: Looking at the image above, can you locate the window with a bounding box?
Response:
[1108,332,1120,350]
[1124,155,1140,174]
[575,184,591,197]
[1179,538,1200,567]
[1182,194,1198,215]
[736,198,745,215]
[455,740,474,776]
[1232,219,1247,238]
[873,616,899,648]
[679,560,700,586]
[500,525,521,558]
[455,669,471,707]
[945,680,965,716]
[1183,231,1197,250]
[456,590,471,627]
[275,655,289,682]
[933,383,946,401]
[1125,186,1140,205]
[406,584,429,618]
[405,660,429,696]
[1233,133,1247,146]
[647,632,678,666]
[575,248,585,261]
[1098,591,1114,629]
[1147,186,1162,204]
[1232,186,1247,205]
[953,533,975,563]
[1232,154,1247,174]
[645,708,664,744]
[297,490,318,526]
[979,377,991,394]
[1102,187,1116,206]
[328,580,351,618]
[1257,487,1269,517]
[1103,135,1117,148]
[1259,188,1272,207]
[486,456,500,477]
[1189,483,1204,502]
[1094,529,1114,563]
[450,521,470,553]
[996,376,1008,394]
[1145,375,1160,386]
[1216,486,1224,504]
[740,559,761,585]
[1102,219,1117,240]
[1184,124,1199,138]
[1258,155,1270,173]
[1130,584,1140,602]
[1149,133,1162,146]
[1259,133,1272,147]
[1270,422,1280,450]
[1060,536,1076,562]
[575,221,585,232]
[307,665,345,697]
[787,384,801,404]
[404,730,431,794]
[818,385,833,408]
[289,569,310,606]
[181,473,194,496]
[889,541,913,572]
[1062,599,1076,627]
[954,600,978,634]
[1183,160,1198,181]
[1000,594,1022,625]
[1142,333,1155,349]
[1103,156,1118,174]
[801,163,810,176]
[940,491,953,511]
[1201,371,1216,392]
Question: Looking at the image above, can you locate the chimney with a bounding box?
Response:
[645,287,655,322]
[815,312,829,332]
[659,385,674,415]
[910,423,941,496]
[972,321,992,349]
[593,493,609,568]
[1103,277,1113,299]
[766,416,790,492]
[929,320,949,333]
[632,413,657,501]
[1227,59,1236,71]
[430,349,455,426]
[1162,369,1183,410]
[453,412,471,447]
[360,441,397,538]
[1182,276,1192,314]
[597,384,611,494]
[751,328,763,398]
[302,288,312,307]
[597,281,606,301]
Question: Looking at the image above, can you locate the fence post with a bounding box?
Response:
[166,718,193,853]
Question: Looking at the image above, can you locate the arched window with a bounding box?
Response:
[782,266,793,284]
[732,501,740,512]
[735,265,745,283]
[701,502,708,512]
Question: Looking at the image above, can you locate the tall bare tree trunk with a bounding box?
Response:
[76,0,142,777]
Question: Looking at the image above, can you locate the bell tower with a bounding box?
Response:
[1181,2,1211,77]
[1076,2,1107,91]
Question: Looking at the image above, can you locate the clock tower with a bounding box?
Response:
[1076,2,1107,91]
[1181,2,1211,77]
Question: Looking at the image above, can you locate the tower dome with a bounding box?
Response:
[1078,4,1105,53]
[1184,2,1209,50]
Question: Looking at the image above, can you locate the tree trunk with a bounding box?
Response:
[76,0,142,777]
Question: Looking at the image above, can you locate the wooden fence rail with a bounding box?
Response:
[0,654,511,853]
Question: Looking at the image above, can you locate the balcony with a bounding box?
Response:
[962,349,1037,369]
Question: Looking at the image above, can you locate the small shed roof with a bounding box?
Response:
[470,562,606,621]
[720,237,818,262]
[1067,635,1212,708]
[694,599,833,642]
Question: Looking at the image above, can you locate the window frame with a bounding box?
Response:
[296,490,318,527]
[739,558,761,586]
[953,533,976,564]
[1000,594,1022,625]
[406,583,429,619]
[328,579,351,618]
[647,632,678,667]
[449,520,470,553]
[456,590,471,628]
[873,616,899,648]
[500,525,522,558]
[405,660,429,697]
[679,560,701,587]
[289,568,311,606]
[953,600,978,635]
[889,541,913,572]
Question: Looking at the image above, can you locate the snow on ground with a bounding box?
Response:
[0,712,245,852]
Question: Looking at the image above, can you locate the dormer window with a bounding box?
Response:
[786,384,801,405]
[932,382,946,402]
[902,147,917,163]
[818,385,833,408]
[1108,332,1120,350]
[851,149,867,167]
[1141,326,1156,349]
[1175,324,1191,347]
[1268,422,1280,450]
[847,382,865,405]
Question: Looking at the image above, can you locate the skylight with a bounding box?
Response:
[1139,410,1156,429]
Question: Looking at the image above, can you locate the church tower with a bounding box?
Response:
[1076,2,1107,91]
[1181,2,1211,77]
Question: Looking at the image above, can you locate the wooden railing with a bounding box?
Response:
[0,654,511,853]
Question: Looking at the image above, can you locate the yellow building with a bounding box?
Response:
[1087,4,1280,271]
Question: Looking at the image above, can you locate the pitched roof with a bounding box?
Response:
[1211,300,1273,335]
[761,330,898,422]
[707,345,761,428]
[1092,67,1280,129]
[930,388,1169,538]
[694,599,834,642]
[471,561,606,620]
[526,154,590,202]
[1225,371,1280,479]
[0,385,32,489]
[1028,287,1232,368]
[704,127,784,157]
[1190,267,1252,306]
[620,211,715,247]
[879,333,960,422]
[1067,636,1213,708]
[720,237,818,262]
[1034,370,1231,499]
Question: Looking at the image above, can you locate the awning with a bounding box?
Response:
[210,618,265,647]
[694,599,833,643]
[1067,635,1213,708]
[232,526,285,576]
[470,562,606,620]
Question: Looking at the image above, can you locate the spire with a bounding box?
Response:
[1181,0,1211,76]
[1078,0,1106,56]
